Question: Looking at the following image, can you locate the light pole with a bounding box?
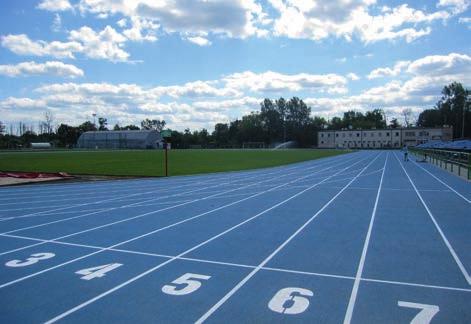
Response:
[462,97,469,139]
[92,113,96,129]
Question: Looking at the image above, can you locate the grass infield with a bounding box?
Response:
[0,149,351,177]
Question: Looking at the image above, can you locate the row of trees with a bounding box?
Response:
[416,82,471,138]
[1,82,469,149]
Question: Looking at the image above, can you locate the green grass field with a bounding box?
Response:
[0,149,351,177]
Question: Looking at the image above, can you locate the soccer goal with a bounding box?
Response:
[242,142,266,149]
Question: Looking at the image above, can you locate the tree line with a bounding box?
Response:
[0,82,469,149]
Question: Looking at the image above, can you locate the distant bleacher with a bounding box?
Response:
[416,139,471,151]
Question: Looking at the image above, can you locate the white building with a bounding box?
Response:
[318,127,452,149]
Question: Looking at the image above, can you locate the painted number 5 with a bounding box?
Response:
[162,273,211,296]
[398,301,440,324]
[268,287,313,315]
[5,252,55,267]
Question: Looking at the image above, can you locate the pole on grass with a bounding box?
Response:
[164,142,168,177]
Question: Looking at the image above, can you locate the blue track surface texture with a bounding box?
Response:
[0,150,470,323]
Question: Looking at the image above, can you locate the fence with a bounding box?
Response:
[411,148,471,180]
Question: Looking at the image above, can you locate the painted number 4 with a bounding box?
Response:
[162,273,211,296]
[76,263,123,280]
[398,301,440,324]
[268,287,313,315]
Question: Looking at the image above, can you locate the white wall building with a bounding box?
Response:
[318,127,452,149]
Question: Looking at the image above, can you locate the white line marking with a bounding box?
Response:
[343,153,388,324]
[412,158,471,204]
[0,154,367,289]
[0,155,355,256]
[195,153,382,324]
[394,152,471,286]
[43,154,373,324]
[5,232,471,294]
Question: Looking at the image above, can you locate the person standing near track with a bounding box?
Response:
[402,145,409,161]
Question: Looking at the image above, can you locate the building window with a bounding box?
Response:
[370,133,374,137]
[357,133,360,137]
[321,134,324,138]
[336,133,339,137]
[327,133,330,137]
[395,132,399,136]
[386,133,389,136]
[349,133,352,137]
[405,131,415,136]
[378,133,382,137]
[321,141,324,144]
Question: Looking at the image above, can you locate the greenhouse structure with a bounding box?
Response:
[77,130,163,149]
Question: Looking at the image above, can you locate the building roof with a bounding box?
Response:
[78,130,161,141]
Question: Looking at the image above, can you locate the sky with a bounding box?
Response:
[0,0,470,132]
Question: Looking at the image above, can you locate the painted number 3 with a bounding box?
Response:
[268,287,313,315]
[5,252,55,267]
[162,273,211,296]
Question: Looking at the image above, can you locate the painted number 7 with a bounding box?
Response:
[398,301,439,324]
[162,273,211,296]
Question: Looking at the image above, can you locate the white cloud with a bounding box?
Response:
[269,0,451,43]
[367,61,410,79]
[69,25,130,61]
[37,0,73,11]
[0,61,84,78]
[223,71,349,94]
[186,36,212,46]
[347,73,360,81]
[193,97,261,112]
[77,0,269,41]
[437,0,470,14]
[1,34,82,59]
[122,16,159,42]
[152,80,241,98]
[51,14,62,32]
[458,17,471,28]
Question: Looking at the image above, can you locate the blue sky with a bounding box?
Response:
[0,0,470,132]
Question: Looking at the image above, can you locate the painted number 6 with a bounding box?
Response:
[162,273,211,296]
[5,252,55,267]
[268,287,313,315]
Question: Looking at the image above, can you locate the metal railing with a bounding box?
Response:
[410,148,471,180]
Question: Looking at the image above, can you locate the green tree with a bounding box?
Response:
[141,119,166,131]
[389,118,401,128]
[57,123,79,147]
[98,117,108,131]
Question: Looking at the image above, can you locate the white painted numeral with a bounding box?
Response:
[76,263,123,280]
[162,273,211,296]
[398,301,439,324]
[5,252,55,267]
[268,287,313,315]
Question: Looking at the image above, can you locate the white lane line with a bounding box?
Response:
[0,155,355,256]
[194,153,382,324]
[6,231,471,294]
[411,158,471,204]
[343,153,388,324]
[0,153,350,218]
[0,152,351,198]
[43,154,373,324]
[5,162,295,218]
[394,152,471,286]
[361,277,471,293]
[0,180,228,237]
[0,154,367,286]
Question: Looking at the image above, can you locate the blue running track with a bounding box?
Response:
[0,150,470,323]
